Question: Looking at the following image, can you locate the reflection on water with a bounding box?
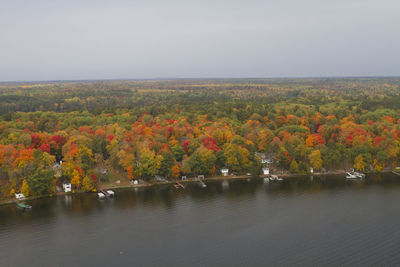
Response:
[1,173,400,266]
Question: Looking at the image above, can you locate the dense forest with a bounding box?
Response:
[1,78,400,199]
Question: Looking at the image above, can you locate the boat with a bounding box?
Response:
[98,192,106,199]
[269,175,282,181]
[106,190,115,198]
[16,202,32,210]
[345,172,357,179]
[353,172,365,178]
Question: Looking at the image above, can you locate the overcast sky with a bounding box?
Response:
[0,0,399,81]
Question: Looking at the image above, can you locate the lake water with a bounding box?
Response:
[2,174,400,266]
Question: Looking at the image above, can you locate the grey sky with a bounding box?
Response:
[1,0,399,81]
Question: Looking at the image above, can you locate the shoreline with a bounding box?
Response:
[0,170,392,207]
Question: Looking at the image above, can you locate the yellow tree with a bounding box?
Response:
[21,179,30,197]
[82,176,95,192]
[373,159,383,172]
[309,150,322,171]
[354,154,366,171]
[71,169,81,189]
[223,143,251,173]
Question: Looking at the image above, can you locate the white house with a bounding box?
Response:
[221,168,229,176]
[262,167,270,175]
[62,183,72,193]
[15,193,26,200]
[310,167,314,174]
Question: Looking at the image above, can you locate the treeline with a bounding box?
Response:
[0,78,400,199]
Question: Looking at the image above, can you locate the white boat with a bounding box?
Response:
[106,190,115,197]
[269,175,279,181]
[98,192,106,199]
[353,172,365,178]
[345,172,357,179]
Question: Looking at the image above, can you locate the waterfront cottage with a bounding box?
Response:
[262,167,270,175]
[221,168,229,176]
[15,193,25,200]
[62,183,72,193]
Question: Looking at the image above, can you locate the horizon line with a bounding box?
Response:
[1,75,400,84]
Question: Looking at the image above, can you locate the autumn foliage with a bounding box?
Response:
[1,78,400,198]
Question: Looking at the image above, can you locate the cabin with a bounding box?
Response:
[221,168,229,176]
[262,167,270,175]
[310,167,314,174]
[181,176,187,180]
[15,193,26,200]
[256,152,273,164]
[155,175,167,182]
[52,162,61,170]
[62,183,72,193]
[198,175,205,180]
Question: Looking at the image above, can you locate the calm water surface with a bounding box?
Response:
[2,174,400,266]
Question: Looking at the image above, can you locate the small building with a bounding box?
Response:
[181,176,187,180]
[310,167,314,174]
[62,183,71,193]
[262,167,270,175]
[52,163,61,170]
[198,175,205,180]
[15,193,26,200]
[221,168,229,176]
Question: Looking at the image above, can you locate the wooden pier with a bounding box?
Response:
[174,182,185,189]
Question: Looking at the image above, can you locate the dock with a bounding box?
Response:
[97,188,115,199]
[174,182,185,189]
[392,171,400,176]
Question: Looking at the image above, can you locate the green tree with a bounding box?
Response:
[289,160,299,173]
[171,145,185,161]
[158,150,175,177]
[188,147,216,175]
[28,167,54,196]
